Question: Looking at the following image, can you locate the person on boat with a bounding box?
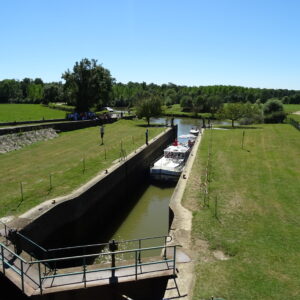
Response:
[173,138,178,146]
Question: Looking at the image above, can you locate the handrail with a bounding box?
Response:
[0,242,27,263]
[47,235,172,252]
[17,232,48,253]
[0,220,12,244]
[29,244,179,264]
[1,240,179,295]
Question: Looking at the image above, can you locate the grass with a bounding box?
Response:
[183,124,300,300]
[288,114,300,122]
[283,104,300,113]
[0,104,66,122]
[0,119,165,217]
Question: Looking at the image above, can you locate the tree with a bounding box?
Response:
[0,79,22,103]
[218,102,251,127]
[27,83,44,103]
[62,58,114,112]
[208,95,223,117]
[136,96,162,125]
[180,95,193,111]
[43,83,64,104]
[193,95,206,114]
[263,98,286,123]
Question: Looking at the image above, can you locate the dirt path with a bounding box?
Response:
[292,111,300,115]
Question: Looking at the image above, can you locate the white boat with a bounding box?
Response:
[190,128,200,135]
[150,140,193,181]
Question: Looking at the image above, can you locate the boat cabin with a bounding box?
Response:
[163,145,189,159]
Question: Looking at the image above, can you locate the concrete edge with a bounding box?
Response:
[165,131,204,300]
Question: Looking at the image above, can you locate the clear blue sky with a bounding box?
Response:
[1,0,300,89]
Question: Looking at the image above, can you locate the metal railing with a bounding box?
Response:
[0,235,178,296]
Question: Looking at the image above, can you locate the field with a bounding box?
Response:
[283,103,300,113]
[183,124,300,299]
[0,119,164,217]
[0,104,66,122]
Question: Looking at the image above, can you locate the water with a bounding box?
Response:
[111,117,201,245]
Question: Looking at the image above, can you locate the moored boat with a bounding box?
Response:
[190,127,200,135]
[150,138,194,182]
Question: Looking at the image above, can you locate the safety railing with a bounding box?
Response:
[0,220,12,245]
[47,235,172,255]
[0,235,178,296]
[0,242,40,293]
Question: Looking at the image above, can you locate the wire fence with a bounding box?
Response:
[3,133,148,215]
[289,117,300,131]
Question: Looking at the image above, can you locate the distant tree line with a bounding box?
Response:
[0,78,66,104]
[1,58,300,114]
[112,82,300,109]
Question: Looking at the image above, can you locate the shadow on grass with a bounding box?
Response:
[136,124,166,128]
[215,125,263,130]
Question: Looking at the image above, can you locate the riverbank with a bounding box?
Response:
[183,124,300,300]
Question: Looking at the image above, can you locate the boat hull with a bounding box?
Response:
[150,168,182,182]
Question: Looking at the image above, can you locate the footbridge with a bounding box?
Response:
[0,223,179,299]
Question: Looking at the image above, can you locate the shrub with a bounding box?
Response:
[263,99,286,123]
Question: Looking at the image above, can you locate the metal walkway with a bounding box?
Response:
[0,223,178,297]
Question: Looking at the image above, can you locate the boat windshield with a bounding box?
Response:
[164,151,185,159]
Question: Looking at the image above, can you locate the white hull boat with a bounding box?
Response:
[190,128,200,135]
[150,141,192,182]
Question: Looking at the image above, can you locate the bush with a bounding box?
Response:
[264,111,286,123]
[263,99,286,123]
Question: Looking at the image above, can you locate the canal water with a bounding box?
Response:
[111,117,204,245]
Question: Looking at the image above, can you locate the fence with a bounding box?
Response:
[5,132,148,214]
[289,117,300,131]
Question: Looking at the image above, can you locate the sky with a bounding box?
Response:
[1,0,300,90]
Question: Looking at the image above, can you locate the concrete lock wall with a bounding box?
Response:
[19,126,177,254]
[30,277,169,300]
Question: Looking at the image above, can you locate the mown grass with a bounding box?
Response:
[0,119,164,217]
[0,104,66,122]
[183,124,300,300]
[283,104,300,113]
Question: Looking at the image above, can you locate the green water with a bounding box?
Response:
[112,182,174,242]
[111,117,208,245]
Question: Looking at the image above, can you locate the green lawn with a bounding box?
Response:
[0,119,164,217]
[183,124,300,300]
[283,104,300,113]
[0,104,66,122]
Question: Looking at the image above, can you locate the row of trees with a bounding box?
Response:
[217,99,286,127]
[0,78,66,104]
[112,82,300,107]
[1,58,299,114]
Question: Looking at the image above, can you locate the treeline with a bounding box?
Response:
[112,82,300,108]
[1,78,300,109]
[0,78,66,104]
